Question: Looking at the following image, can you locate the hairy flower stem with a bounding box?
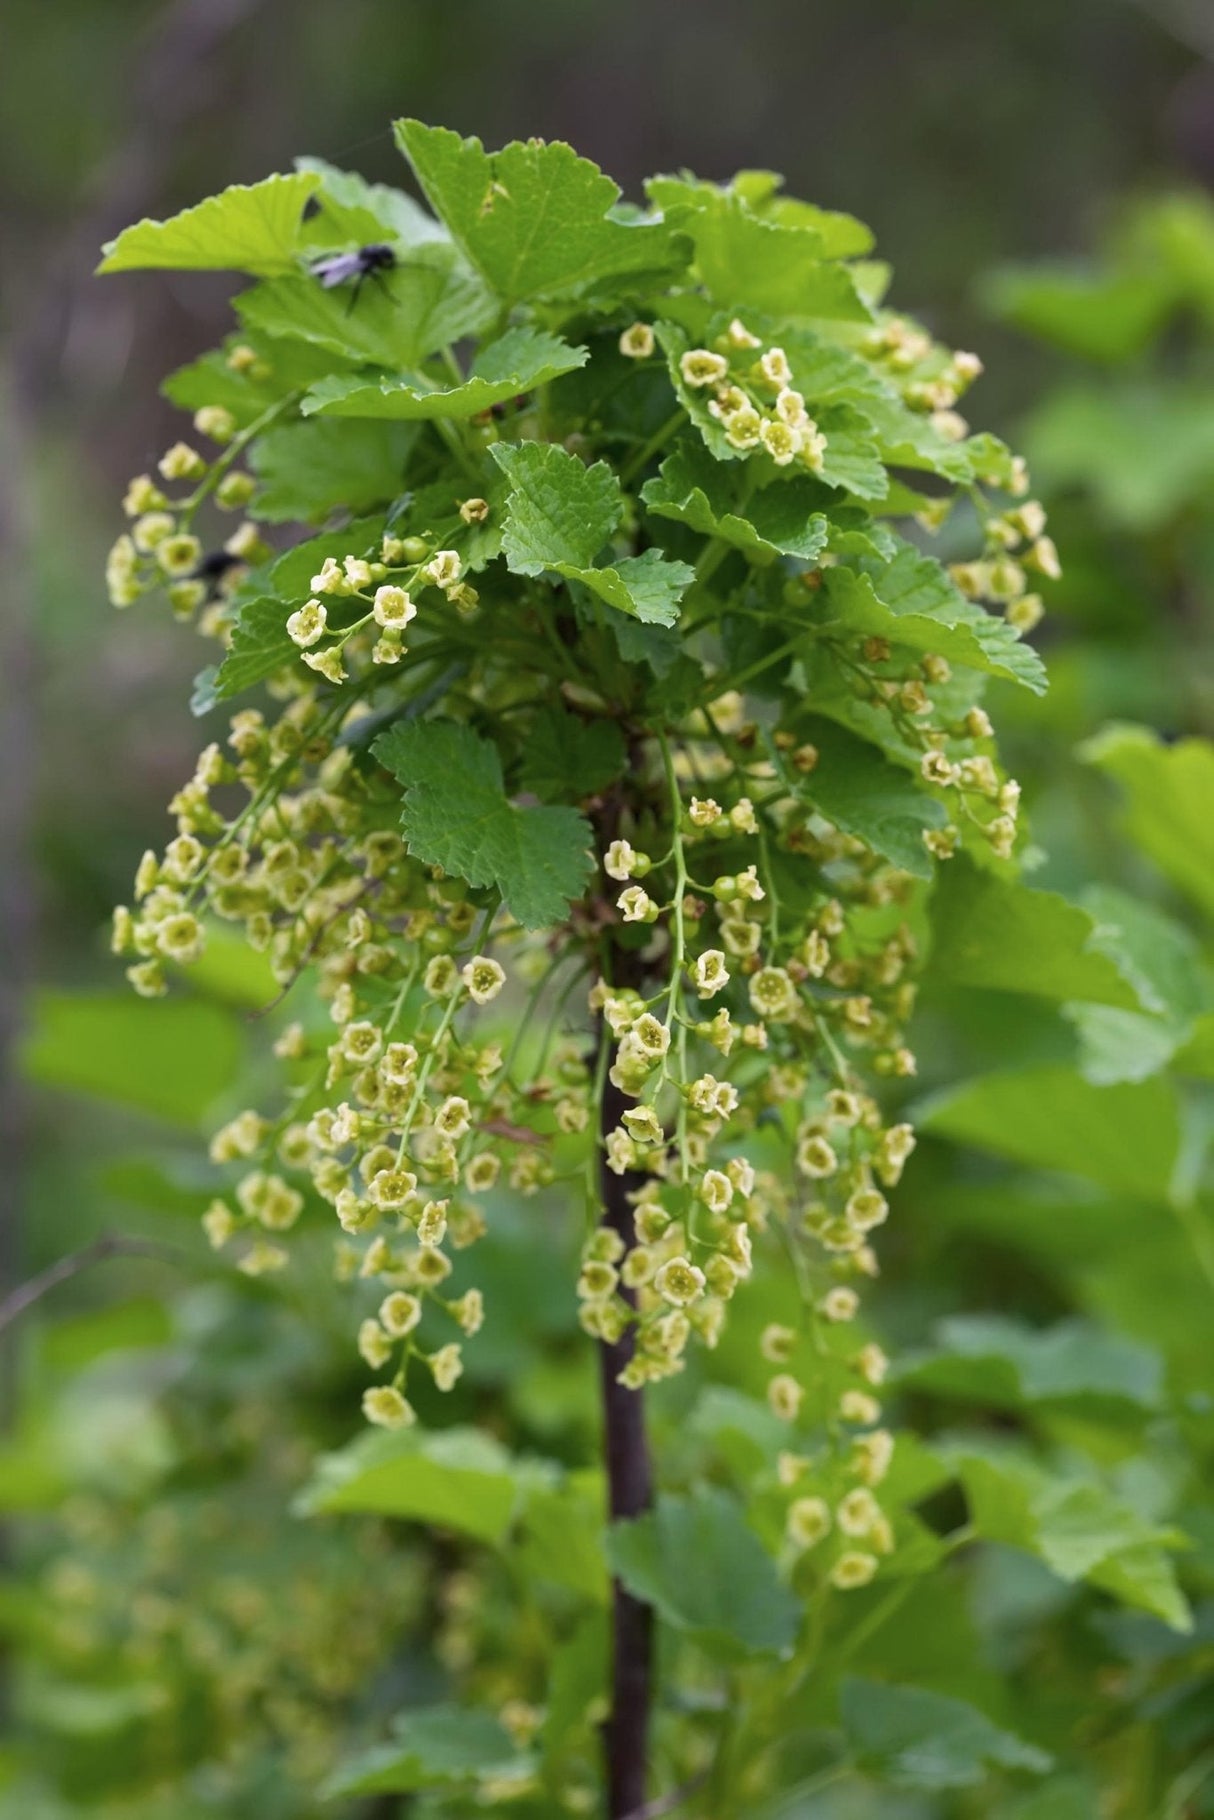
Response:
[597,1025,655,1819]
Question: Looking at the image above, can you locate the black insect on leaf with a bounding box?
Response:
[310,242,397,308]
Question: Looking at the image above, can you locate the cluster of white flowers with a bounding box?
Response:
[290,538,476,684]
[111,671,587,1426]
[677,321,829,472]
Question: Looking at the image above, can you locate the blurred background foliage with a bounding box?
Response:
[5,0,1214,1814]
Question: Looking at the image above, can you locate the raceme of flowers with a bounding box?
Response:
[102,127,1053,1597]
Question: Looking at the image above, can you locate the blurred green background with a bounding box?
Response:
[5,2,1214,1813]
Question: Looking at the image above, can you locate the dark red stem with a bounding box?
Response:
[597,1005,655,1818]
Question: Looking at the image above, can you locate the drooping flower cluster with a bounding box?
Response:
[112,675,569,1427]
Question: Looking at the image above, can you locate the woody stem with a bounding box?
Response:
[592,762,656,1820]
[597,1018,655,1820]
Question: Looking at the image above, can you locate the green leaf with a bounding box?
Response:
[688,1387,787,1477]
[40,1299,173,1373]
[294,1425,530,1542]
[301,326,588,420]
[236,244,496,371]
[386,469,508,574]
[517,1479,608,1603]
[543,1612,609,1763]
[929,863,1145,1008]
[98,173,320,275]
[996,1779,1100,1820]
[1082,724,1214,919]
[0,1428,67,1512]
[641,442,830,563]
[163,332,339,425]
[652,317,746,466]
[648,170,874,259]
[20,992,240,1127]
[295,153,449,249]
[517,706,625,803]
[956,1453,1191,1629]
[1062,883,1209,1084]
[854,392,982,483]
[28,1678,173,1739]
[753,194,874,260]
[981,260,1176,364]
[820,546,1047,693]
[1065,1004,1187,1088]
[1173,1013,1214,1079]
[396,120,678,302]
[322,1705,520,1797]
[374,718,593,929]
[917,1065,1181,1202]
[574,548,696,626]
[896,1316,1163,1413]
[841,1679,1052,1789]
[1023,380,1214,530]
[813,406,890,500]
[607,1489,799,1659]
[492,439,621,568]
[250,417,418,521]
[210,596,296,700]
[1081,883,1207,1019]
[681,192,871,322]
[266,518,392,604]
[653,319,885,502]
[772,715,946,878]
[490,439,694,626]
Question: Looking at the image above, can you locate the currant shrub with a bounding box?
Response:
[102,123,1052,1614]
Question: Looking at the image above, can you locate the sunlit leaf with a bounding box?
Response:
[98,173,320,275]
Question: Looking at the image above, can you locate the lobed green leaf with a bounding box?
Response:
[294,1424,534,1542]
[301,326,587,420]
[236,244,496,371]
[929,862,1147,1009]
[321,1705,521,1797]
[820,545,1048,692]
[516,705,625,803]
[642,441,830,563]
[396,119,681,303]
[956,1452,1191,1629]
[98,173,320,275]
[491,439,694,625]
[374,718,594,929]
[1081,724,1214,919]
[250,417,418,521]
[607,1489,800,1659]
[772,715,947,879]
[841,1679,1052,1789]
[896,1316,1164,1414]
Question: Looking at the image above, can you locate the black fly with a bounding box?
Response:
[310,243,397,309]
[191,549,245,600]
